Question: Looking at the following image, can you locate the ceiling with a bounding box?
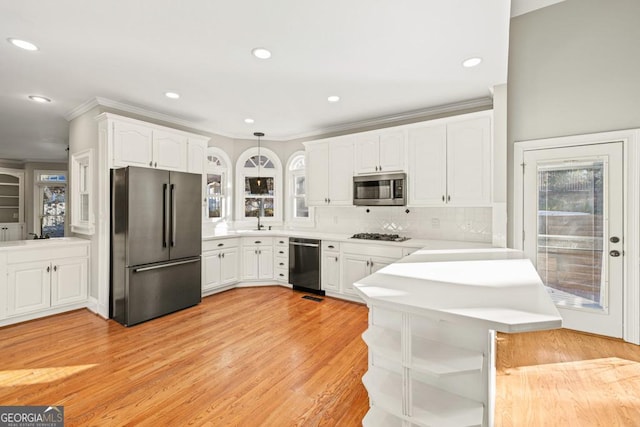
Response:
[0,0,558,163]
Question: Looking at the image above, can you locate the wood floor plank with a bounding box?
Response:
[3,288,640,426]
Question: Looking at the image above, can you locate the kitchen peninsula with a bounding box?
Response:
[354,248,562,427]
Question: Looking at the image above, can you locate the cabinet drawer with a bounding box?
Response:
[241,237,273,246]
[203,238,240,252]
[341,242,403,259]
[274,247,288,258]
[274,268,289,281]
[8,244,89,264]
[275,259,288,269]
[322,241,341,251]
[275,237,289,247]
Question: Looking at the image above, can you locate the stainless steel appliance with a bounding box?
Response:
[351,233,411,242]
[289,237,323,295]
[110,166,202,326]
[353,173,406,206]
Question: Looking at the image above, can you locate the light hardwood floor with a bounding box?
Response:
[2,287,640,426]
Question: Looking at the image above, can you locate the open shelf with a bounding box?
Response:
[411,335,483,377]
[363,366,484,427]
[362,325,401,362]
[362,406,405,427]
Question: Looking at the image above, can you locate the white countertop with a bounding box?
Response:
[203,228,493,250]
[353,248,562,333]
[0,237,90,251]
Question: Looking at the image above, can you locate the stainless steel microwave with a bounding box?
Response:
[353,173,406,206]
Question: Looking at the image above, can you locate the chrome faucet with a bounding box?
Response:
[257,216,264,230]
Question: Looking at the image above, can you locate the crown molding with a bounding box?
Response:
[65,96,492,142]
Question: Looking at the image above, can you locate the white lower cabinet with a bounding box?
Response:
[5,243,89,319]
[0,223,24,241]
[241,237,274,281]
[340,243,403,297]
[321,241,340,292]
[273,237,289,283]
[202,238,239,294]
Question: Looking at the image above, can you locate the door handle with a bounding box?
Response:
[170,183,176,247]
[610,250,621,257]
[46,265,50,273]
[162,183,168,248]
[53,265,57,272]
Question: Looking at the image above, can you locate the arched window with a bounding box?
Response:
[205,147,232,222]
[286,151,313,225]
[236,147,282,224]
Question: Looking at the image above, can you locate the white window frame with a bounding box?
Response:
[286,151,313,226]
[70,149,94,235]
[34,168,69,237]
[235,147,283,226]
[205,147,232,223]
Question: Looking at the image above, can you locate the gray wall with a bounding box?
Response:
[507,0,640,246]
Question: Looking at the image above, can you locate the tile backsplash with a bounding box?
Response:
[312,206,492,242]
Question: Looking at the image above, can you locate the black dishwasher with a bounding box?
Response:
[289,237,324,296]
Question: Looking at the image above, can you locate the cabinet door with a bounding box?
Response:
[202,250,222,291]
[242,247,259,280]
[378,131,405,172]
[322,251,340,291]
[51,257,88,306]
[187,138,207,174]
[370,256,394,275]
[407,125,447,206]
[258,247,274,280]
[355,135,379,174]
[153,130,188,171]
[113,121,154,168]
[328,139,354,205]
[1,223,24,241]
[7,261,51,316]
[220,247,239,285]
[306,143,329,206]
[446,117,492,206]
[341,254,370,295]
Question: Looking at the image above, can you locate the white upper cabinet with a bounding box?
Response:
[152,129,188,171]
[407,113,492,207]
[112,121,154,168]
[187,138,208,174]
[305,136,354,206]
[107,114,206,173]
[355,130,405,174]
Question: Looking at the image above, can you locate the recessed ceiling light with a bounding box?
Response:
[251,48,272,59]
[8,38,38,51]
[165,92,180,99]
[28,95,51,103]
[327,95,340,103]
[244,118,255,124]
[462,57,482,68]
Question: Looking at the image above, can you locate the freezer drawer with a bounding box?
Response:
[112,257,201,326]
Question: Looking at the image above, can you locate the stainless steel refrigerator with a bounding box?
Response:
[110,166,202,326]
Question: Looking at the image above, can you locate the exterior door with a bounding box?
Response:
[522,142,623,337]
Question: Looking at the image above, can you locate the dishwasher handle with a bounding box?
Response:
[289,241,320,248]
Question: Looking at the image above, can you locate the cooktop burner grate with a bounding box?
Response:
[351,233,410,242]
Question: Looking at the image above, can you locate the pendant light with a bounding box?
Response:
[252,132,268,195]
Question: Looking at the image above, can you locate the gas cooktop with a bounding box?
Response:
[351,233,410,242]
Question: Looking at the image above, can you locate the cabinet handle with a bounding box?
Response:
[375,166,378,171]
[255,240,261,244]
[279,262,284,266]
[328,245,335,249]
[279,240,284,244]
[279,251,284,254]
[366,260,370,267]
[218,253,221,258]
[217,243,224,247]
[255,250,258,255]
[54,265,57,272]
[47,266,50,273]
[154,162,158,167]
[149,161,153,167]
[327,198,331,203]
[442,195,445,202]
[324,198,328,203]
[279,273,284,277]
[335,256,339,262]
[447,195,451,202]
[222,253,225,258]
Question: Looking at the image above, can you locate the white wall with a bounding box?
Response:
[507,0,640,245]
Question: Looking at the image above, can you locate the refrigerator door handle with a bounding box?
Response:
[133,257,200,273]
[162,183,168,248]
[170,183,176,247]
